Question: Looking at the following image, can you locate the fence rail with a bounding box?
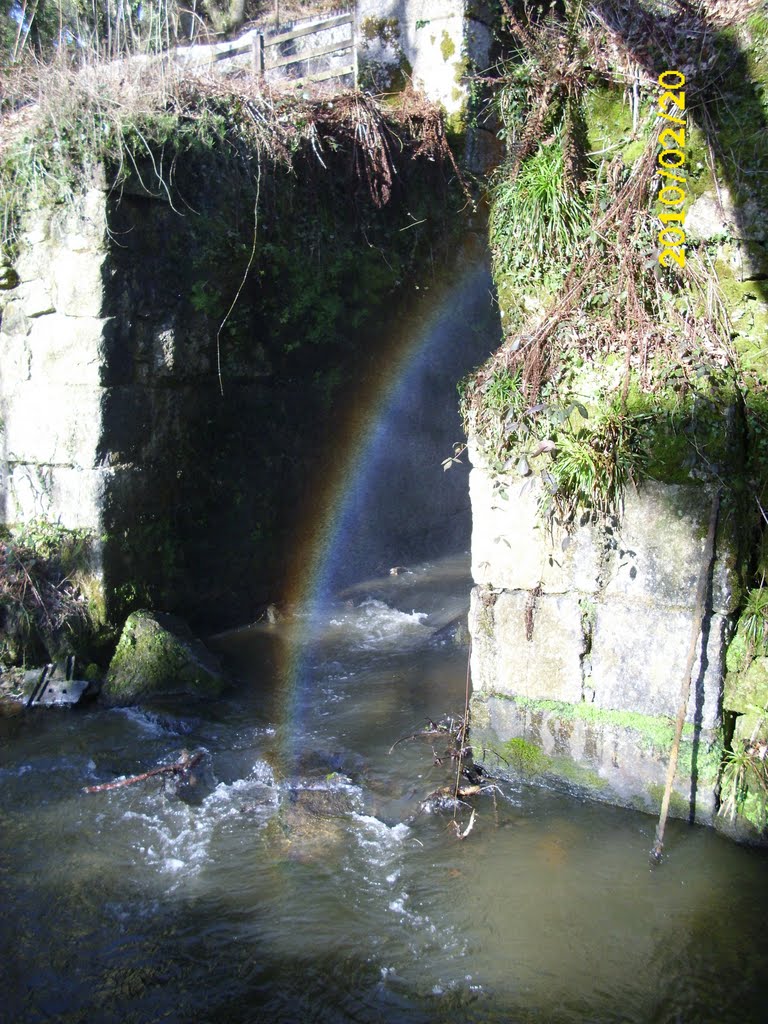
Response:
[202,11,356,87]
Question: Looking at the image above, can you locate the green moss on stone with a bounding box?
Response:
[440,30,456,62]
[739,786,768,831]
[725,656,768,713]
[103,609,225,706]
[500,737,551,775]
[583,86,634,158]
[506,693,690,752]
[360,16,400,46]
[554,757,609,791]
[729,626,753,675]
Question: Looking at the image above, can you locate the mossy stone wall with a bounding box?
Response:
[468,441,736,824]
[1,122,464,632]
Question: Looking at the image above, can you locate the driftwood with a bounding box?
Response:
[83,750,203,794]
[650,491,721,864]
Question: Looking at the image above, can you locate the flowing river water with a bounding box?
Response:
[2,553,768,1024]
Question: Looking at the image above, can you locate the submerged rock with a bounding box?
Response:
[171,749,217,806]
[101,610,226,706]
[263,784,357,861]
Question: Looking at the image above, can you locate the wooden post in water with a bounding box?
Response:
[650,490,721,864]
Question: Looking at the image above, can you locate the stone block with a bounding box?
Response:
[28,313,107,385]
[17,279,55,318]
[50,249,106,317]
[731,711,767,745]
[60,188,108,252]
[686,191,735,241]
[469,466,602,593]
[604,482,734,613]
[99,386,186,463]
[590,599,725,729]
[0,298,32,337]
[686,187,768,242]
[0,329,32,383]
[471,692,719,824]
[3,382,103,467]
[470,586,585,702]
[5,463,110,530]
[734,240,768,282]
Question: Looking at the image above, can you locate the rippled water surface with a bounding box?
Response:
[2,555,768,1023]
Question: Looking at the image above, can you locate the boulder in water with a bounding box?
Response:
[101,610,226,706]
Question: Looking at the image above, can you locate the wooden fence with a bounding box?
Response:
[207,11,356,87]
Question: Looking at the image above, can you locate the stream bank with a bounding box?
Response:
[465,1,768,845]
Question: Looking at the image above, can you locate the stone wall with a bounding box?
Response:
[0,172,368,627]
[356,0,493,115]
[0,180,285,626]
[0,190,110,539]
[0,116,485,634]
[468,435,739,825]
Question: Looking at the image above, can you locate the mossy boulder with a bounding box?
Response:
[102,610,226,706]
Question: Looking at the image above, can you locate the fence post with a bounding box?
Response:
[252,32,265,77]
[352,9,358,90]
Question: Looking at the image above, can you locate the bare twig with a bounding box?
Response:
[450,807,476,839]
[83,750,203,793]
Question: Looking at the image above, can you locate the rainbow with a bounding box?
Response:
[274,254,494,749]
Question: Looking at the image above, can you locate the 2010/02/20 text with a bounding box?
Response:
[656,69,687,269]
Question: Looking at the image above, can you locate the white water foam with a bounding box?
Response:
[347,812,473,988]
[114,758,279,888]
[327,599,430,650]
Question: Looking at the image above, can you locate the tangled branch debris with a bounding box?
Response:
[465,0,743,526]
[1,55,464,258]
[0,526,94,665]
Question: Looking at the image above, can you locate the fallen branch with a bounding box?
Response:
[83,750,203,793]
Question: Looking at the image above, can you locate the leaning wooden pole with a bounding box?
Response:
[650,490,721,864]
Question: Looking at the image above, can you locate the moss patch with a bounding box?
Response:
[504,693,691,752]
[501,737,551,775]
[440,30,456,62]
[725,656,768,714]
[360,16,400,46]
[102,610,225,706]
[583,86,636,163]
